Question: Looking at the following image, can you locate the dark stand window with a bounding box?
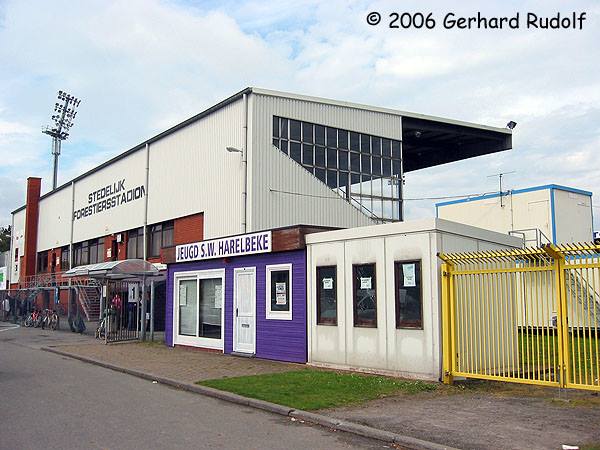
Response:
[127,228,144,259]
[149,221,174,257]
[317,266,337,325]
[61,246,70,270]
[273,115,403,221]
[353,264,377,327]
[394,261,423,329]
[37,251,49,273]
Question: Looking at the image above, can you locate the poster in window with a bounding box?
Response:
[276,282,286,294]
[322,277,334,290]
[403,263,416,287]
[275,281,287,305]
[360,277,372,289]
[214,284,222,309]
[179,284,187,306]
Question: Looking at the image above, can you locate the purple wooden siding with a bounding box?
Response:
[165,249,307,363]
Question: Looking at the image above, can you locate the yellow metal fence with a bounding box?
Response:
[440,243,600,391]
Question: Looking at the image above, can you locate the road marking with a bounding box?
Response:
[0,324,20,332]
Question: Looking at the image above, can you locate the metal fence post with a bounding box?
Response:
[544,245,569,388]
[441,263,454,385]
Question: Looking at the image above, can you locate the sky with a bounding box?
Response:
[0,0,599,228]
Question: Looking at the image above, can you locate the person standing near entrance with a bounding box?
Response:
[110,293,122,332]
[2,294,10,321]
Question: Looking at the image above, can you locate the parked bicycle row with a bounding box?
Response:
[22,308,60,330]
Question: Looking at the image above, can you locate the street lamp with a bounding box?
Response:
[42,90,82,190]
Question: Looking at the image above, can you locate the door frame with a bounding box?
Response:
[233,266,256,354]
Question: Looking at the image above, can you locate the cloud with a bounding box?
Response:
[0,0,599,233]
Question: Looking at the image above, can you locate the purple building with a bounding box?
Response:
[164,226,327,363]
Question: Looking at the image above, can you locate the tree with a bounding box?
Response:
[0,225,11,253]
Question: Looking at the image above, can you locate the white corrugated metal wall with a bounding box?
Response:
[37,184,72,251]
[249,92,402,231]
[148,98,245,239]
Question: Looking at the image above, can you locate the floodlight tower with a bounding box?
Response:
[42,90,81,189]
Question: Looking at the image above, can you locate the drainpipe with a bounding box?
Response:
[68,180,75,321]
[141,142,150,341]
[242,93,248,234]
[150,280,155,341]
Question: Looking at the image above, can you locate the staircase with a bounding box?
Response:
[567,268,600,327]
[75,282,102,322]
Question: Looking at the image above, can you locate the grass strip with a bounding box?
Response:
[198,368,436,410]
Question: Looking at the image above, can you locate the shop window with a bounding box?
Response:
[198,278,223,339]
[353,264,377,327]
[266,264,292,320]
[175,269,224,348]
[394,260,423,329]
[316,266,337,325]
[178,279,197,336]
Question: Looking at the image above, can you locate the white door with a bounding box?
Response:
[233,267,256,354]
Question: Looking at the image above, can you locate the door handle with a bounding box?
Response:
[236,307,238,317]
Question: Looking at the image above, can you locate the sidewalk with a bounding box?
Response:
[41,336,600,450]
[51,340,300,383]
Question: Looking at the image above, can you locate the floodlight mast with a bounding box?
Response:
[42,90,81,189]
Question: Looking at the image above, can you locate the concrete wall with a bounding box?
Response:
[306,218,522,380]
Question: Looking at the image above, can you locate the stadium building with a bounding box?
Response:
[7,87,512,331]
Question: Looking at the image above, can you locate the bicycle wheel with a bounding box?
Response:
[50,314,59,331]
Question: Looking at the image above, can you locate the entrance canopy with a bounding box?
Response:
[63,259,163,280]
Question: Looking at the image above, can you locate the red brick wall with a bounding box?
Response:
[174,213,204,245]
[104,236,113,261]
[22,177,41,280]
[118,233,127,260]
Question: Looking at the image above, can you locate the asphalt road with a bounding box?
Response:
[0,325,385,450]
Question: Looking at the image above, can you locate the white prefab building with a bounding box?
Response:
[305,218,522,380]
[436,185,593,246]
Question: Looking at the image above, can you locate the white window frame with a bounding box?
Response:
[265,263,293,320]
[173,268,225,350]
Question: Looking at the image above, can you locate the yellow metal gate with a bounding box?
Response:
[440,244,600,391]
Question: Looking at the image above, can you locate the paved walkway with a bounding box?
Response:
[50,341,300,384]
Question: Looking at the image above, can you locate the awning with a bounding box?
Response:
[63,259,163,280]
[402,117,512,172]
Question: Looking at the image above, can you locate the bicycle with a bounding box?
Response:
[95,313,107,340]
[41,309,59,331]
